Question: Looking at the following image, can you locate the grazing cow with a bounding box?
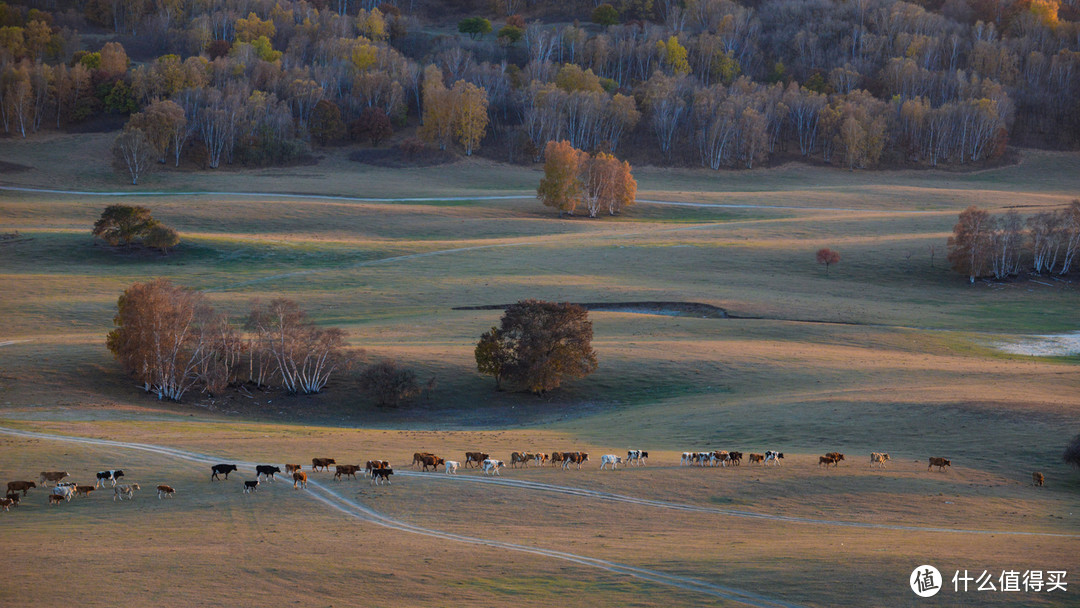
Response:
[599,455,622,470]
[870,452,891,468]
[311,458,336,472]
[156,485,175,499]
[444,461,460,475]
[38,471,69,487]
[370,468,393,485]
[284,464,303,475]
[464,452,489,469]
[292,471,308,489]
[0,497,13,511]
[764,451,784,466]
[510,452,528,468]
[818,456,837,467]
[365,460,390,475]
[75,485,95,498]
[748,453,765,465]
[420,455,445,472]
[243,480,259,494]
[6,481,36,496]
[825,452,845,464]
[481,459,504,476]
[1033,472,1045,487]
[928,457,951,472]
[729,451,743,466]
[96,470,124,488]
[113,483,140,501]
[562,452,589,470]
[4,493,20,507]
[210,464,237,481]
[48,494,65,506]
[412,453,434,469]
[929,455,951,471]
[334,465,362,481]
[256,465,282,482]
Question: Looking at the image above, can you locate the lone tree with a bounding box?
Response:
[358,359,420,407]
[457,17,492,39]
[93,204,158,246]
[144,224,180,254]
[475,300,598,394]
[816,247,841,276]
[1065,433,1080,470]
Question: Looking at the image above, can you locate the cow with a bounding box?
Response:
[1033,472,1045,487]
[243,480,259,494]
[870,452,890,468]
[481,459,504,476]
[562,452,589,470]
[156,485,175,499]
[292,471,308,489]
[729,451,743,466]
[365,460,390,475]
[210,464,237,481]
[113,483,140,501]
[599,455,622,470]
[681,452,693,466]
[284,464,303,475]
[0,497,13,512]
[96,470,124,487]
[4,493,20,507]
[412,453,434,469]
[38,471,69,487]
[256,465,282,482]
[444,461,460,475]
[764,451,784,466]
[825,452,845,464]
[747,453,765,465]
[627,450,648,466]
[712,451,730,467]
[370,468,393,485]
[420,455,444,472]
[520,453,538,468]
[6,481,36,496]
[464,452,488,469]
[510,452,528,468]
[928,457,951,472]
[533,453,549,466]
[75,485,95,498]
[549,452,565,467]
[819,456,837,467]
[334,465,362,481]
[48,494,65,506]
[311,458,336,472]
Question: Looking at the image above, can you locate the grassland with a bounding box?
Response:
[1,138,1078,607]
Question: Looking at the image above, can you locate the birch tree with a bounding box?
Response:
[246,299,352,395]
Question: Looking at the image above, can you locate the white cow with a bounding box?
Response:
[599,455,622,470]
[444,460,460,475]
[681,452,693,466]
[52,485,75,501]
[481,459,504,476]
[870,452,890,468]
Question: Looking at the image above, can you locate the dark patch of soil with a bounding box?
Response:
[453,301,729,319]
[349,147,457,168]
[0,160,31,173]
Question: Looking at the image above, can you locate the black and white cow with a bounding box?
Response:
[211,464,238,481]
[96,470,125,488]
[243,480,260,494]
[370,468,394,485]
[255,465,281,482]
[764,450,784,466]
[626,450,649,466]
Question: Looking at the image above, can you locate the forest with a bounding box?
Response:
[1,0,1079,172]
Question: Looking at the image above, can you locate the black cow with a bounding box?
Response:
[256,465,281,482]
[370,468,394,485]
[96,470,124,488]
[211,464,238,481]
[243,480,259,494]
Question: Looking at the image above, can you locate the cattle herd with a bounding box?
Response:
[1,449,1048,514]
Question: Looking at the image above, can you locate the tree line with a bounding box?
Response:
[2,0,1079,171]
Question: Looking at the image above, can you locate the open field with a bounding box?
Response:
[1,139,1079,606]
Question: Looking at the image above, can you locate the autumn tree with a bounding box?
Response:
[126,99,185,164]
[92,204,158,246]
[246,299,353,395]
[584,152,637,217]
[451,80,488,155]
[947,206,994,283]
[144,224,180,254]
[475,300,598,394]
[351,107,393,146]
[816,247,841,276]
[419,65,453,149]
[537,140,587,217]
[308,99,345,145]
[113,127,156,185]
[358,359,420,407]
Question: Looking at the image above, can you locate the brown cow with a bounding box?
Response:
[334,465,362,481]
[510,452,528,468]
[412,452,435,468]
[825,452,845,463]
[818,456,837,467]
[728,451,743,466]
[420,455,445,472]
[285,464,303,475]
[562,452,589,470]
[75,485,95,497]
[6,481,36,496]
[157,485,176,499]
[293,471,308,489]
[38,471,69,487]
[311,458,336,472]
[1033,472,1045,487]
[48,494,65,506]
[748,453,765,464]
[928,457,951,471]
[365,460,389,475]
[549,452,565,466]
[464,452,488,469]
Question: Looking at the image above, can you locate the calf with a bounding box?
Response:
[6,481,36,496]
[243,480,259,494]
[763,451,784,466]
[0,497,13,511]
[533,453,549,466]
[1033,472,1045,487]
[311,458,336,472]
[818,456,837,467]
[444,461,460,475]
[256,465,282,482]
[292,471,308,489]
[113,483,140,501]
[464,452,488,469]
[334,465,362,481]
[412,453,434,469]
[4,493,20,507]
[728,451,743,466]
[284,464,303,475]
[627,450,648,466]
[870,452,890,468]
[481,459,504,476]
[74,485,96,498]
[38,471,69,487]
[599,455,622,470]
[48,494,65,506]
[52,485,76,501]
[681,452,693,466]
[370,468,393,485]
[748,453,765,465]
[825,452,845,464]
[928,457,951,472]
[156,485,175,499]
[96,470,124,488]
[211,464,238,481]
[365,460,390,475]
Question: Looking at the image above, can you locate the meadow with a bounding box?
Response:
[1,136,1078,607]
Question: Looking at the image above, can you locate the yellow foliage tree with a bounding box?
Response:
[658,36,690,76]
[419,65,454,149]
[235,12,275,43]
[452,80,488,156]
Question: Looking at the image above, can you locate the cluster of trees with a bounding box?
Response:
[92,204,180,253]
[107,279,353,401]
[947,201,1080,282]
[475,299,598,394]
[4,0,1080,170]
[537,140,637,217]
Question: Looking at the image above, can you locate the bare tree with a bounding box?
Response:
[246,299,353,394]
[113,127,156,185]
